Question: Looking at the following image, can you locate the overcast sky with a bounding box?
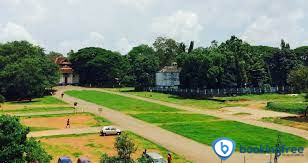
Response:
[0,0,307,55]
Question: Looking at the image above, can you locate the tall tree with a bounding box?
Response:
[127,45,159,91]
[153,37,182,68]
[268,40,299,86]
[0,115,52,162]
[294,46,308,66]
[0,41,59,100]
[46,51,63,61]
[69,47,126,87]
[287,66,308,92]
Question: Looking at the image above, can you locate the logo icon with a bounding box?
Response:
[212,138,236,160]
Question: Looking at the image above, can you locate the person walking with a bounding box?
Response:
[61,93,64,98]
[167,152,172,163]
[66,118,70,128]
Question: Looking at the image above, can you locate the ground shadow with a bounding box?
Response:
[281,116,308,123]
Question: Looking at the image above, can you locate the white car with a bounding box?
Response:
[100,126,121,136]
[143,152,166,163]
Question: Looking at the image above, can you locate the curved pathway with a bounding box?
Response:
[55,86,308,163]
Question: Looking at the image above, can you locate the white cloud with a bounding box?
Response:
[115,37,134,54]
[151,10,203,42]
[241,8,305,47]
[117,0,153,10]
[0,22,36,43]
[59,32,105,53]
[1,0,46,22]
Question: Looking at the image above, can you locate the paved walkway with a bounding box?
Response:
[54,86,308,163]
[28,127,101,137]
[95,88,308,140]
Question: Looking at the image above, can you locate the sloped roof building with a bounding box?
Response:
[155,62,181,88]
[54,57,79,85]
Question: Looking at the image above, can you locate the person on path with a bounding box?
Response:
[167,152,172,163]
[66,118,70,128]
[61,93,64,98]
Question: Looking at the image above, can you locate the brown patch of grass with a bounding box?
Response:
[39,134,186,163]
[21,114,99,129]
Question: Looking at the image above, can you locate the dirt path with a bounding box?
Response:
[28,127,101,137]
[54,86,307,163]
[95,88,308,140]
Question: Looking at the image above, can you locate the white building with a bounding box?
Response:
[54,57,79,85]
[155,63,181,88]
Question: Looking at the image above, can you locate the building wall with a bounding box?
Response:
[59,73,73,85]
[72,73,79,84]
[155,72,180,87]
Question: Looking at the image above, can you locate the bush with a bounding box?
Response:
[266,102,307,114]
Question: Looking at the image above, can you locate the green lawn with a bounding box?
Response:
[131,113,219,124]
[1,107,74,113]
[66,90,180,113]
[132,112,307,150]
[124,91,246,110]
[7,96,67,105]
[29,126,57,132]
[67,90,308,151]
[161,121,307,150]
[215,93,306,102]
[266,102,307,114]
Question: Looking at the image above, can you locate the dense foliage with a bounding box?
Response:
[69,36,306,91]
[287,66,308,92]
[0,41,60,100]
[100,133,137,163]
[177,36,304,89]
[2,36,306,91]
[0,115,52,162]
[69,47,127,87]
[266,102,307,115]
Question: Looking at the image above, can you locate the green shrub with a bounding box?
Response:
[266,102,307,114]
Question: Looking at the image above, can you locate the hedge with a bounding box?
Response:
[266,102,307,114]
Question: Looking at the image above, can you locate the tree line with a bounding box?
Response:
[0,36,307,101]
[68,36,307,92]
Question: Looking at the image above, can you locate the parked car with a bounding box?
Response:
[77,157,91,163]
[100,126,121,136]
[143,152,166,163]
[58,156,72,163]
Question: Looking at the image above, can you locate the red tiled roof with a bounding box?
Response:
[55,57,71,65]
[158,66,181,73]
[60,67,73,73]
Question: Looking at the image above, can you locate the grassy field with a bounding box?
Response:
[20,112,110,131]
[1,107,74,114]
[262,117,308,131]
[123,91,247,110]
[266,102,307,114]
[66,90,180,113]
[66,90,308,150]
[132,112,307,150]
[215,93,306,102]
[7,96,67,105]
[39,132,187,162]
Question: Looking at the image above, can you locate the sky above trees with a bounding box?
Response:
[0,0,307,54]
